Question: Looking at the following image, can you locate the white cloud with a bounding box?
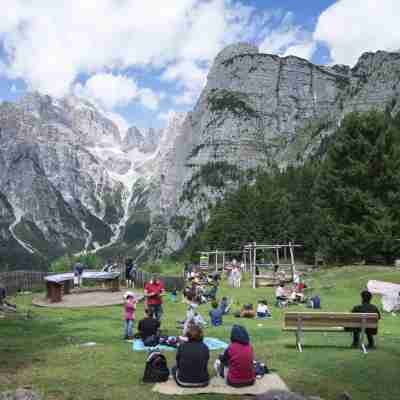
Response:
[283,41,316,60]
[74,73,161,112]
[0,0,254,99]
[162,60,208,105]
[314,0,400,65]
[74,73,139,109]
[0,0,276,110]
[259,12,315,60]
[0,0,200,97]
[138,88,160,111]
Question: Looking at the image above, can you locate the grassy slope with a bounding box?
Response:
[1,266,400,400]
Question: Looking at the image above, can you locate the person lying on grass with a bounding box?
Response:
[216,325,256,387]
[172,324,210,388]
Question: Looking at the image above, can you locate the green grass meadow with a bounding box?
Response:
[1,266,400,400]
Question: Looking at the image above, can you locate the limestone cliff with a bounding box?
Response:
[155,44,400,255]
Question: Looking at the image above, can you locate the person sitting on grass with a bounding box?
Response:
[351,290,381,349]
[204,282,218,301]
[219,296,230,314]
[275,283,288,306]
[183,307,207,336]
[216,325,255,387]
[123,292,136,340]
[138,308,160,342]
[209,300,224,326]
[256,300,271,319]
[172,325,210,387]
[240,303,255,318]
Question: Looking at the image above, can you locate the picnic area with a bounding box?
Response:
[1,265,400,400]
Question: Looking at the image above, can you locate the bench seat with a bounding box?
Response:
[283,312,379,353]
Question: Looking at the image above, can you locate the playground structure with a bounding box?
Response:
[244,242,302,288]
[199,250,247,272]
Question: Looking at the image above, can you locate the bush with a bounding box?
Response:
[50,253,101,273]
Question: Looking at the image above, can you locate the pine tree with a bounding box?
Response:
[314,111,400,263]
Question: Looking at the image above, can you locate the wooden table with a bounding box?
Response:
[44,272,120,303]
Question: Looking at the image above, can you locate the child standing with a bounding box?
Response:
[124,292,136,340]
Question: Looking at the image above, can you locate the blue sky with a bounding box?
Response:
[0,0,398,132]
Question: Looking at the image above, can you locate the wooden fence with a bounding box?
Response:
[0,270,185,295]
[134,271,185,291]
[0,270,49,295]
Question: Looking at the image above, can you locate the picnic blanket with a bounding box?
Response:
[152,374,288,395]
[133,337,228,352]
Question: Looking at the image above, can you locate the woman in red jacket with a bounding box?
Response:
[219,325,255,387]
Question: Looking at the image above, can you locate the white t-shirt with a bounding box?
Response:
[257,304,269,314]
[276,286,286,298]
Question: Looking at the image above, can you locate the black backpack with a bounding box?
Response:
[143,351,170,383]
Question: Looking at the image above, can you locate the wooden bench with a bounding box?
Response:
[283,312,379,353]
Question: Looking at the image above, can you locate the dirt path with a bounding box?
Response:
[33,290,143,308]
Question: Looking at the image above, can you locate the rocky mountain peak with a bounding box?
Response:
[1,44,400,267]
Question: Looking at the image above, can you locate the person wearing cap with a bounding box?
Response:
[351,290,381,349]
[144,274,165,321]
[123,292,136,340]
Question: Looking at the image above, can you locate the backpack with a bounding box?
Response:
[254,361,269,377]
[311,295,321,309]
[142,352,170,383]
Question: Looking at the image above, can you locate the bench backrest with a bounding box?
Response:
[284,312,378,329]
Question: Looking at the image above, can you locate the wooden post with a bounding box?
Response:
[222,252,225,271]
[215,250,218,272]
[276,247,280,267]
[289,242,296,282]
[253,242,257,289]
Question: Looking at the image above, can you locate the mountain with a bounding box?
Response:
[122,126,161,153]
[150,43,400,256]
[0,92,179,268]
[1,43,400,268]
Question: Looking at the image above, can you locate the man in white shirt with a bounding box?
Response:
[275,283,288,301]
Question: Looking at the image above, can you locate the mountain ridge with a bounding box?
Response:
[1,44,400,268]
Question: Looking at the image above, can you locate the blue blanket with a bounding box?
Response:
[132,337,228,352]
